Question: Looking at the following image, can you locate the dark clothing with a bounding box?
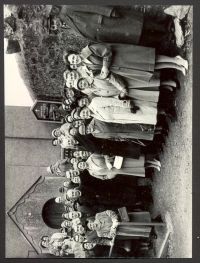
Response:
[76,184,152,212]
[58,6,143,44]
[74,132,141,159]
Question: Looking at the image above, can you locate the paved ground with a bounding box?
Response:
[151,7,193,258]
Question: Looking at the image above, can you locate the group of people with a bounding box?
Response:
[41,5,188,258]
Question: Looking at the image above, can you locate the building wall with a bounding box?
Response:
[5,106,61,257]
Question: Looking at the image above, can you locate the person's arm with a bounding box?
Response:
[107,73,128,98]
[89,44,112,79]
[104,155,113,170]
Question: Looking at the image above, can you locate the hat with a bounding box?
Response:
[47,166,53,174]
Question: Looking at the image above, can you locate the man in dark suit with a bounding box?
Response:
[49,5,174,47]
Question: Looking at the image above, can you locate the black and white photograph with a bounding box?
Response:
[4,4,192,258]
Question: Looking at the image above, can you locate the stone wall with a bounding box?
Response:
[5,106,61,257]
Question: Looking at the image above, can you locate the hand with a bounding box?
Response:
[112,220,119,228]
[100,66,109,79]
[119,90,128,99]
[106,162,113,170]
[110,231,116,238]
[109,240,114,246]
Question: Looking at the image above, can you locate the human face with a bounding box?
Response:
[78,79,90,90]
[70,158,78,165]
[67,189,81,199]
[63,181,70,187]
[70,170,80,177]
[80,108,91,120]
[87,221,99,231]
[74,224,85,234]
[73,120,83,128]
[41,240,49,248]
[55,197,62,203]
[68,54,82,66]
[65,71,80,88]
[86,125,94,134]
[83,242,96,250]
[71,176,81,184]
[65,88,75,98]
[78,124,86,135]
[74,151,90,159]
[50,18,62,30]
[74,234,85,243]
[62,220,72,227]
[77,161,88,170]
[53,139,59,146]
[67,115,73,123]
[78,98,89,108]
[69,211,81,219]
[69,128,77,136]
[54,129,62,137]
[65,138,76,147]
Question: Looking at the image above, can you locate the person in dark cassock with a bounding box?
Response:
[49,5,175,47]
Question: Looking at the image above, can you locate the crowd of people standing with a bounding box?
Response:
[40,5,188,258]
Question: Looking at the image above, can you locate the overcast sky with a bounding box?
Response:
[4,39,33,107]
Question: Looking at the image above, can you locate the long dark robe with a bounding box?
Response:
[88,118,155,141]
[58,6,144,44]
[74,132,141,158]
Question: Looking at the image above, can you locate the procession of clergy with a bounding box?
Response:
[40,5,188,258]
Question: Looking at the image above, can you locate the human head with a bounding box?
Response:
[40,235,50,248]
[73,151,91,159]
[71,175,81,184]
[61,220,72,228]
[52,138,62,146]
[66,170,80,179]
[62,103,70,111]
[70,157,79,165]
[67,189,81,199]
[73,224,85,234]
[87,220,100,231]
[72,120,83,128]
[59,186,66,193]
[77,161,88,171]
[78,97,90,108]
[52,128,62,138]
[65,211,82,220]
[64,137,77,148]
[65,115,73,123]
[73,234,85,243]
[55,196,62,203]
[72,108,82,120]
[83,242,96,250]
[63,51,81,67]
[76,78,90,91]
[64,88,75,99]
[50,17,62,31]
[63,180,71,188]
[64,70,80,88]
[69,127,78,136]
[68,53,82,67]
[79,107,92,120]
